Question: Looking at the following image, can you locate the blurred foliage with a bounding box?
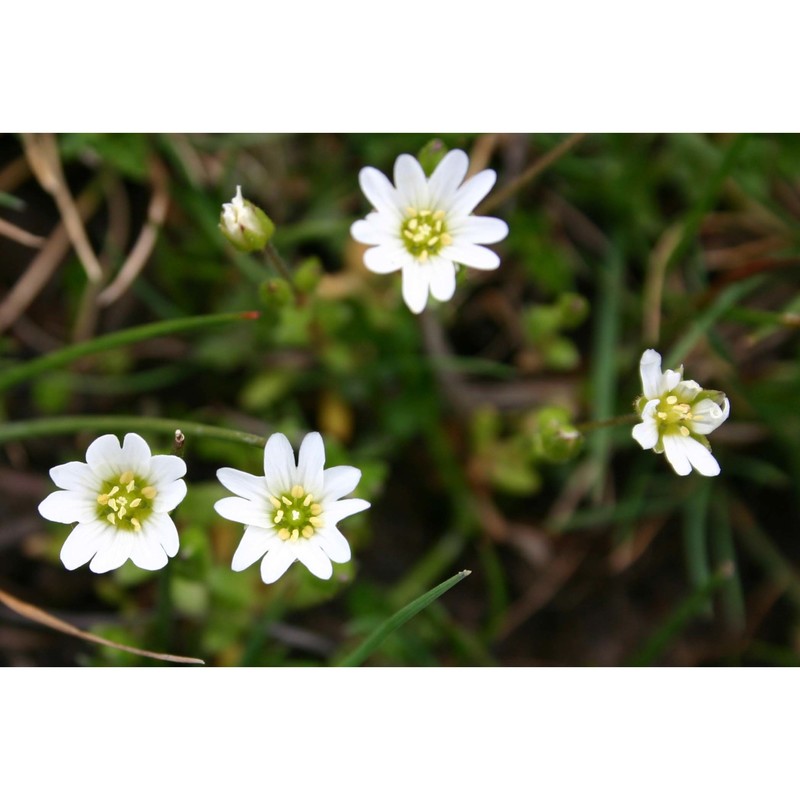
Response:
[1,132,799,666]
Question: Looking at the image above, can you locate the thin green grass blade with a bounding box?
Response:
[335,570,471,667]
[0,311,259,393]
[710,494,746,634]
[682,480,712,617]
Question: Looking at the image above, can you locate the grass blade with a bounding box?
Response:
[335,570,471,667]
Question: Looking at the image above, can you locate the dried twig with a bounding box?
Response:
[97,158,170,306]
[0,586,204,665]
[0,217,45,248]
[20,133,104,283]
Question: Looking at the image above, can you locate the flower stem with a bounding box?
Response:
[574,413,639,434]
[0,416,268,448]
[0,311,260,393]
[263,242,296,288]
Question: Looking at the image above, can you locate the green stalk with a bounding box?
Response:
[682,480,712,617]
[0,416,267,448]
[0,311,259,393]
[335,570,471,667]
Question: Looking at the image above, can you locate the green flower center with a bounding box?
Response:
[655,393,694,437]
[400,207,452,262]
[96,471,157,533]
[269,484,324,542]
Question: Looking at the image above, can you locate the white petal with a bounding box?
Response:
[428,257,457,302]
[441,242,500,270]
[316,527,351,564]
[450,215,509,244]
[294,539,333,580]
[401,262,431,314]
[662,434,692,476]
[214,496,271,528]
[447,170,497,217]
[632,417,659,450]
[662,369,683,393]
[428,150,469,209]
[682,436,721,476]
[145,513,180,557]
[120,433,153,476]
[321,465,362,502]
[393,154,429,208]
[85,434,125,480]
[263,433,296,496]
[146,454,187,486]
[232,526,275,571]
[297,432,325,496]
[89,531,135,573]
[639,349,664,400]
[690,397,730,435]
[49,461,98,493]
[130,528,169,570]
[152,479,187,513]
[216,467,267,501]
[359,166,401,218]
[351,219,387,246]
[260,544,297,584]
[327,497,371,525]
[60,520,112,570]
[39,490,96,524]
[364,243,407,274]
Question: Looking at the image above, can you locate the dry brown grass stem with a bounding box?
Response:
[0,217,45,248]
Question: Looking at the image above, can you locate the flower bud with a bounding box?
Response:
[219,186,275,252]
[417,139,448,176]
[532,407,584,463]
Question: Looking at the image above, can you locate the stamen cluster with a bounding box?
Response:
[269,484,324,541]
[97,470,158,533]
[400,207,452,262]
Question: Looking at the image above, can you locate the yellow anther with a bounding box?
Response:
[119,471,134,485]
[303,494,312,507]
[291,528,300,541]
[142,486,157,499]
[310,503,322,515]
[117,506,127,518]
[108,486,120,497]
[302,526,314,538]
[97,493,109,505]
[278,528,290,541]
[108,498,118,512]
[106,513,116,525]
[126,480,136,493]
[657,412,667,420]
[666,395,677,404]
[434,220,443,232]
[282,496,292,506]
[420,209,431,216]
[440,233,453,246]
[419,250,429,262]
[408,218,418,230]
[309,516,323,528]
[269,496,281,508]
[433,210,445,220]
[679,426,690,437]
[129,498,142,508]
[291,485,304,499]
[274,509,284,523]
[413,232,425,243]
[403,230,414,239]
[428,236,439,246]
[406,207,417,216]
[131,517,141,532]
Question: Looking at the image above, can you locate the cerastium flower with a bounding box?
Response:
[219,185,275,252]
[215,432,370,584]
[632,349,730,476]
[38,433,187,573]
[351,149,509,314]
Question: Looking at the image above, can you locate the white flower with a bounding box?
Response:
[350,149,509,314]
[214,432,370,584]
[219,185,275,252]
[38,433,187,573]
[632,349,730,476]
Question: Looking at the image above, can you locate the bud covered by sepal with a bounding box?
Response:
[219,186,275,252]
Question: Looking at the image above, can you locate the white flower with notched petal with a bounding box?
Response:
[38,433,187,573]
[632,349,730,476]
[215,432,370,584]
[351,149,509,314]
